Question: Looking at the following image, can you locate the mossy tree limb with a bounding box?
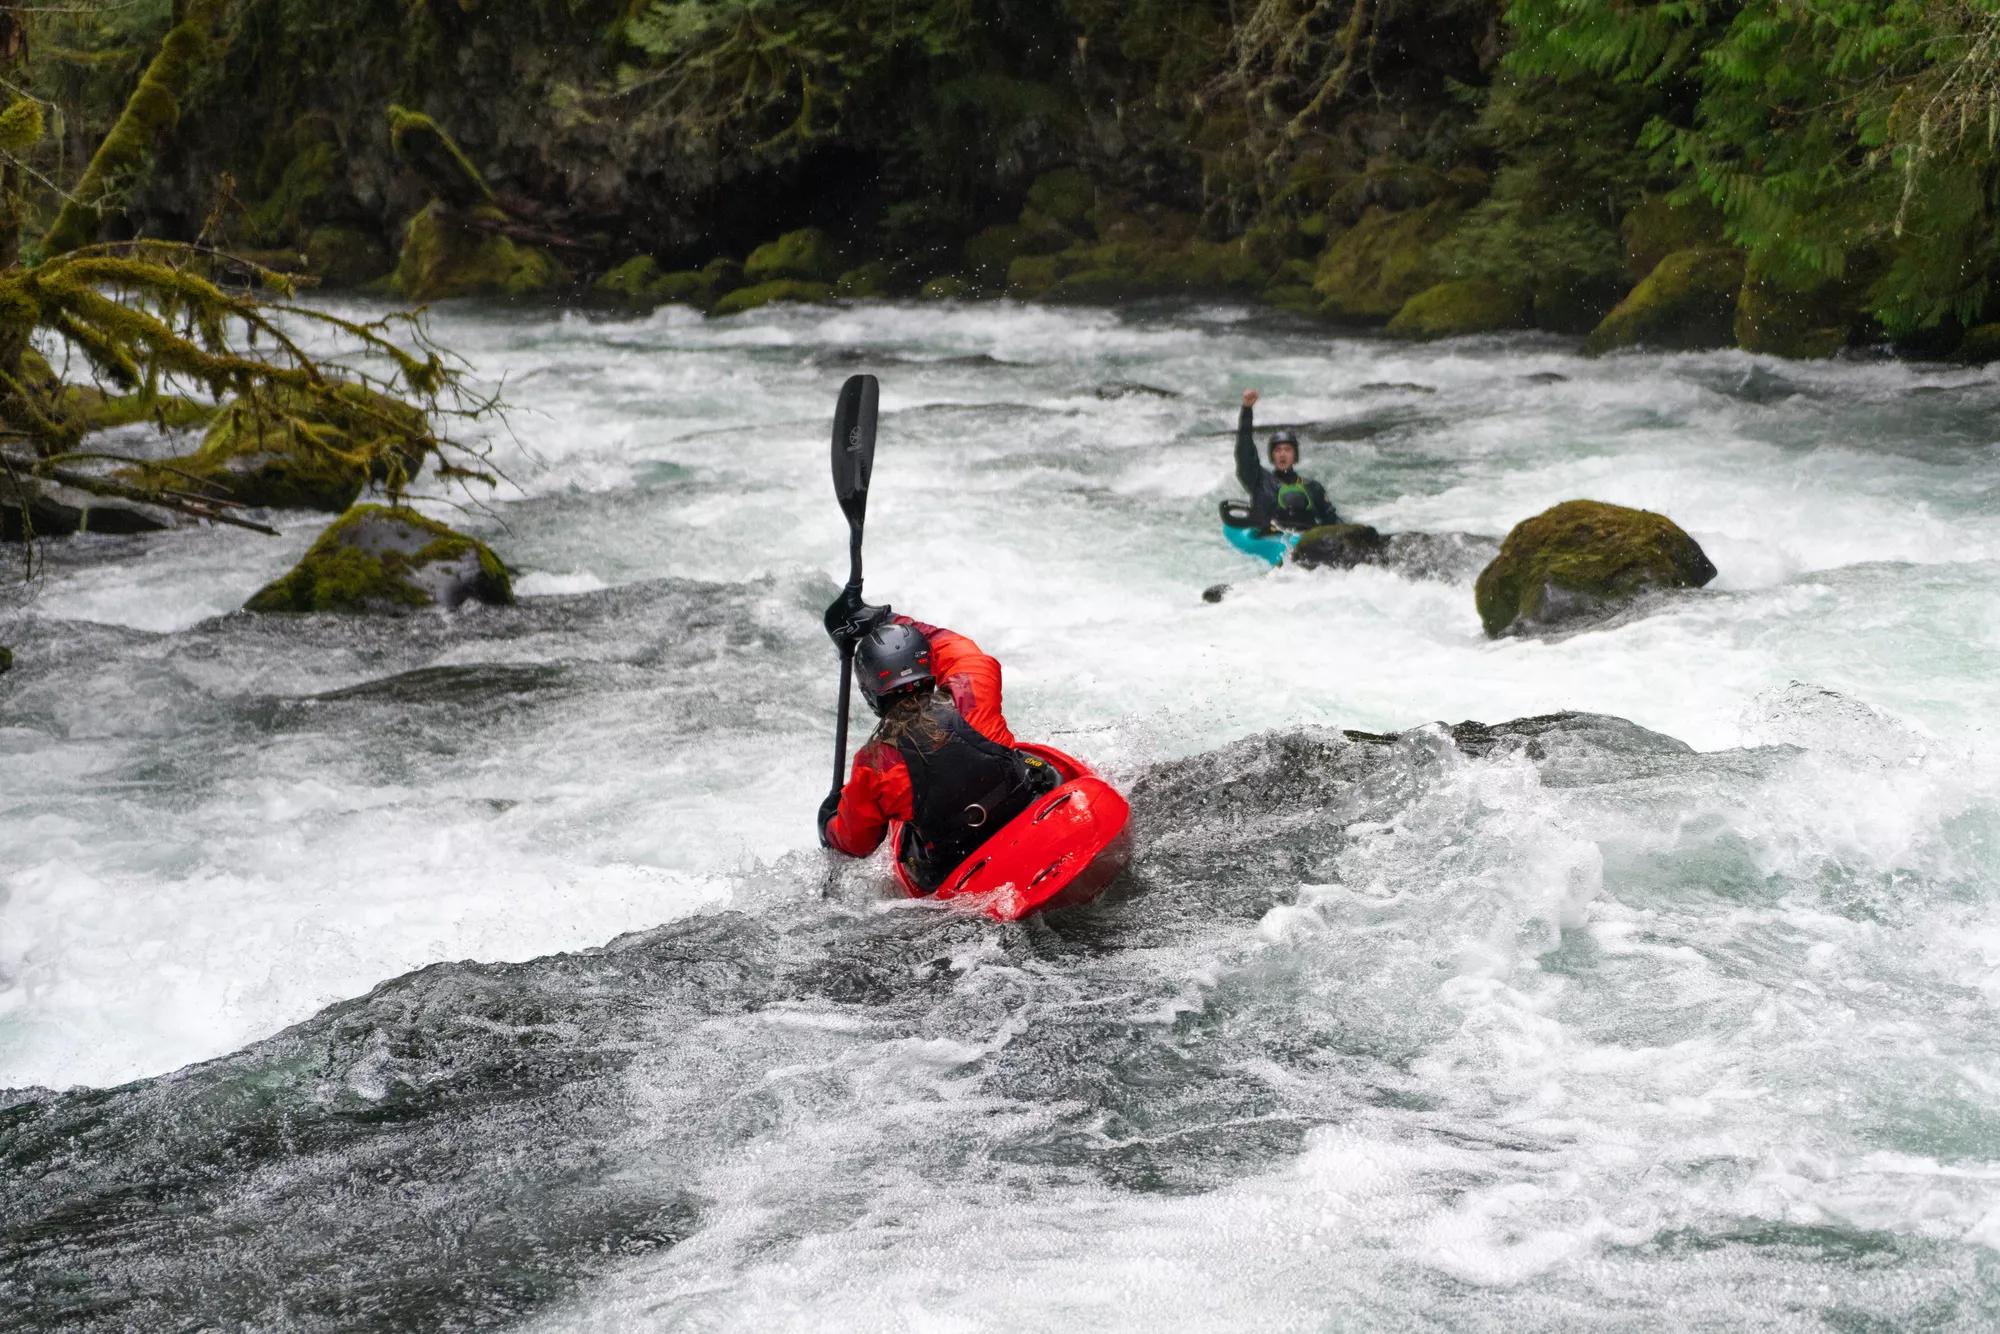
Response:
[42,0,224,257]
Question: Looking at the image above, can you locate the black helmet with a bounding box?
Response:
[1268,428,1300,461]
[857,622,934,711]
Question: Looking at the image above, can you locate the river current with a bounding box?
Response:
[3,299,1998,1330]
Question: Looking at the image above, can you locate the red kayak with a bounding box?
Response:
[890,744,1131,921]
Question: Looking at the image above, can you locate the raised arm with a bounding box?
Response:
[1234,388,1263,494]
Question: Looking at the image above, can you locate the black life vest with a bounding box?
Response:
[893,695,1038,887]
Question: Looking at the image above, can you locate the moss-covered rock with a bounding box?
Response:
[594,256,663,303]
[1386,279,1531,340]
[1006,252,1075,296]
[126,384,430,512]
[710,279,834,316]
[743,228,841,283]
[919,275,974,300]
[1956,323,2000,363]
[1474,499,1717,638]
[390,201,565,302]
[1586,248,1745,354]
[963,222,1068,282]
[1260,283,1322,317]
[302,225,392,288]
[1312,202,1462,320]
[245,504,513,614]
[1734,267,1856,359]
[834,262,894,298]
[1023,168,1094,231]
[1621,195,1725,280]
[1291,523,1388,570]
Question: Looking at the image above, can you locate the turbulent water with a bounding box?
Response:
[3,300,1998,1330]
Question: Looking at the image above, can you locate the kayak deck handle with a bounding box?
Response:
[1029,854,1073,889]
[948,858,990,894]
[1032,792,1075,823]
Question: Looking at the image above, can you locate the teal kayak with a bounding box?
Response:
[1220,501,1298,567]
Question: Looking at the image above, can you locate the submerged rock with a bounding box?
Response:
[1291,522,1388,570]
[244,504,512,614]
[126,384,431,513]
[1290,524,1499,583]
[1475,499,1716,638]
[1587,247,1744,353]
[0,644,10,674]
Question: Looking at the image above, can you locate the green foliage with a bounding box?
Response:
[1504,0,2000,334]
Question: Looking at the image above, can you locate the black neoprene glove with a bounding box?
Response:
[817,789,842,848]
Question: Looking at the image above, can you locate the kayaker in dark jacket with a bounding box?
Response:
[1235,388,1338,531]
[818,614,1057,890]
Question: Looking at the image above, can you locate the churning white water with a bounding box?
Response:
[2,299,1997,1330]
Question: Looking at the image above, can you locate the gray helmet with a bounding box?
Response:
[1268,428,1300,461]
[857,622,934,711]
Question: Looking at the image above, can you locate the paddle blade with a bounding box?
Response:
[831,373,878,527]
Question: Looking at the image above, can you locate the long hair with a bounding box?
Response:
[871,684,949,750]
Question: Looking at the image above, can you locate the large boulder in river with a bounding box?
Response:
[1586,247,1745,354]
[245,505,512,614]
[1475,500,1716,638]
[390,201,565,303]
[125,385,431,512]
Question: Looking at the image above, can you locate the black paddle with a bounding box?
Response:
[825,373,879,798]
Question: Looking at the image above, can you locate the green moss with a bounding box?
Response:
[1621,195,1725,281]
[1735,263,1861,359]
[67,388,216,433]
[302,226,391,288]
[389,202,565,302]
[0,97,46,154]
[963,222,1067,281]
[1956,324,2000,363]
[1474,499,1718,638]
[1006,252,1074,295]
[1312,202,1463,320]
[1260,282,1321,316]
[246,140,339,245]
[126,383,430,512]
[1587,248,1746,354]
[919,276,974,301]
[1024,168,1094,230]
[244,504,513,614]
[386,104,493,206]
[1386,280,1531,340]
[743,228,841,283]
[595,256,663,301]
[710,278,833,316]
[834,262,894,298]
[43,8,220,256]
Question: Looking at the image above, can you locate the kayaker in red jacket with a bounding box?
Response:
[818,613,1055,889]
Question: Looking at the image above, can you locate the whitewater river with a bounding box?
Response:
[3,299,1998,1330]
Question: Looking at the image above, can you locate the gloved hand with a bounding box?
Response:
[823,585,891,653]
[816,789,842,848]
